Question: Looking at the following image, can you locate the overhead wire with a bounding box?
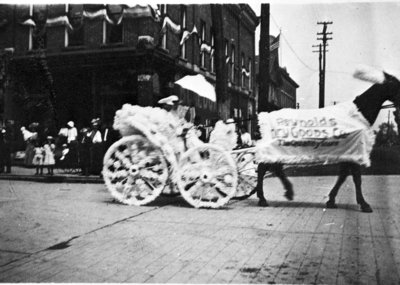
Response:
[270,13,316,72]
[270,11,352,76]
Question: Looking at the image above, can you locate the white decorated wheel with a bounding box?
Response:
[232,150,258,198]
[102,135,169,206]
[176,144,238,208]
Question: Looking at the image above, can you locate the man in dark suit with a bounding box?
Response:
[0,120,14,173]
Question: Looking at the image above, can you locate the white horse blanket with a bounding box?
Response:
[256,101,375,167]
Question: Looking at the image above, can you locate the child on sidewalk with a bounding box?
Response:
[43,136,56,175]
[32,141,44,175]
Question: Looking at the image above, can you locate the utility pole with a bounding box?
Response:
[314,21,332,108]
[312,43,322,107]
[258,3,270,112]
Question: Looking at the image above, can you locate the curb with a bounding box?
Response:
[0,174,104,184]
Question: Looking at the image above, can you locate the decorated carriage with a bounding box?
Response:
[102,75,257,209]
[103,66,400,212]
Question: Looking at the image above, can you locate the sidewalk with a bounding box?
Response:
[0,165,103,184]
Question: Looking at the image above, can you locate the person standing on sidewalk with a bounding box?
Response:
[78,128,91,176]
[0,128,8,173]
[21,124,38,166]
[43,136,55,175]
[88,118,103,175]
[32,140,44,175]
[0,121,13,174]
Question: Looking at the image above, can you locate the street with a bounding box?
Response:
[0,175,399,284]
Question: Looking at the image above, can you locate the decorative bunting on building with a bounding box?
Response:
[20,18,36,27]
[242,67,250,77]
[200,42,212,54]
[160,16,181,34]
[210,48,215,56]
[46,16,73,30]
[106,4,124,25]
[180,25,197,45]
[226,56,231,64]
[120,5,155,21]
[150,4,161,21]
[83,9,114,24]
[138,35,154,45]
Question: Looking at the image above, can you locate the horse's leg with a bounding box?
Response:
[350,163,373,213]
[272,164,294,200]
[326,163,350,208]
[255,162,269,207]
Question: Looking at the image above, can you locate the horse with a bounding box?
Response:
[251,67,400,213]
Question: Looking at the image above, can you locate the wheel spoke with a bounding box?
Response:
[210,184,228,198]
[237,167,257,175]
[141,177,158,192]
[238,175,256,186]
[122,184,134,199]
[187,181,202,196]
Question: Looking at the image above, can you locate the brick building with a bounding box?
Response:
[255,35,299,112]
[0,4,258,133]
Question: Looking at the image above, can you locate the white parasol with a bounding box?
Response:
[175,74,216,102]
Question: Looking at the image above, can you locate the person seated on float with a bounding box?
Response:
[157,95,189,120]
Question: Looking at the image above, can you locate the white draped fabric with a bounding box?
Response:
[256,101,375,167]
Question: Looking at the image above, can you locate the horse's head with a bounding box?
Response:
[383,72,400,108]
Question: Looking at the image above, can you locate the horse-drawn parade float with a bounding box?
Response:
[102,66,400,212]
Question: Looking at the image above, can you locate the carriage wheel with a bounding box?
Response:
[232,150,258,199]
[176,144,238,208]
[102,135,169,206]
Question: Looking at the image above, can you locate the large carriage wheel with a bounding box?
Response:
[103,135,169,206]
[176,144,238,208]
[231,149,258,199]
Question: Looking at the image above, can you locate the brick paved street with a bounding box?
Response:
[0,175,399,284]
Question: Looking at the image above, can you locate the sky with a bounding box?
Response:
[251,1,400,129]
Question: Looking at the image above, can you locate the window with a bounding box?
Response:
[200,20,206,68]
[106,5,123,44]
[180,6,187,59]
[230,44,235,83]
[210,28,215,73]
[241,53,245,88]
[225,39,228,60]
[160,5,167,49]
[225,39,229,80]
[107,23,122,44]
[32,5,47,50]
[68,4,84,47]
[28,4,33,50]
[248,57,252,89]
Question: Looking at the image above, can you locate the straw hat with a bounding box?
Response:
[157,95,180,106]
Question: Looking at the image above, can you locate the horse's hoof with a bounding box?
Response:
[326,200,338,209]
[284,189,294,201]
[360,204,373,213]
[258,199,269,207]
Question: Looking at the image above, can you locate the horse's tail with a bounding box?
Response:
[353,65,385,84]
